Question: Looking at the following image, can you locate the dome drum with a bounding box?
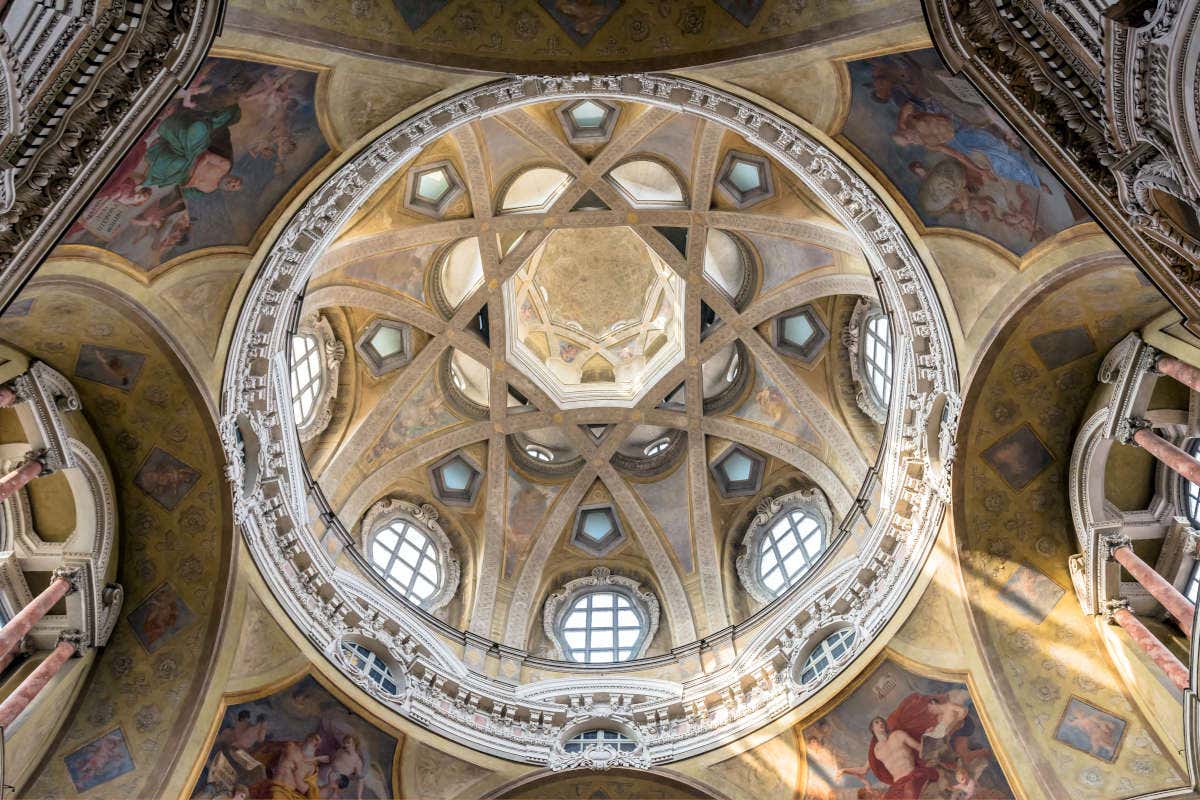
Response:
[221,74,959,767]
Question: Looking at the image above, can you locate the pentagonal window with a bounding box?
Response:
[341,641,401,695]
[799,628,856,684]
[606,158,686,208]
[356,319,412,376]
[429,452,483,506]
[774,305,829,363]
[571,504,624,556]
[405,160,464,218]
[718,151,774,208]
[710,444,765,498]
[558,99,620,143]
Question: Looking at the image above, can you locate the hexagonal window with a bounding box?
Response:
[571,504,625,556]
[429,451,483,507]
[356,319,412,376]
[710,444,765,498]
[405,160,464,218]
[557,99,620,143]
[774,305,829,363]
[717,151,774,208]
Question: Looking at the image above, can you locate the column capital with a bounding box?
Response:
[1104,532,1133,560]
[51,565,83,594]
[1102,598,1131,623]
[20,448,50,476]
[1118,417,1152,445]
[57,628,84,655]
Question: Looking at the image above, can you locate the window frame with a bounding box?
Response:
[795,626,858,686]
[289,313,343,442]
[736,488,833,604]
[543,567,660,664]
[339,640,403,696]
[362,498,460,612]
[845,298,893,424]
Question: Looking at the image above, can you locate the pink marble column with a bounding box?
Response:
[1111,606,1190,691]
[0,386,17,408]
[0,573,73,664]
[1131,426,1200,486]
[0,636,78,728]
[1157,356,1200,394]
[1112,546,1195,636]
[0,456,43,505]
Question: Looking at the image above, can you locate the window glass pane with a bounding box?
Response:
[728,161,762,193]
[370,326,406,358]
[783,314,814,346]
[558,590,644,663]
[369,519,444,605]
[290,334,323,426]
[570,100,607,128]
[608,160,685,206]
[757,508,826,597]
[722,451,753,483]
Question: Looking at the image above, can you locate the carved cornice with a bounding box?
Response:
[0,0,225,308]
[925,0,1200,334]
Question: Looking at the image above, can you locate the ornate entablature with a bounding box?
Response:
[924,0,1200,333]
[0,361,121,652]
[219,75,959,766]
[0,0,223,308]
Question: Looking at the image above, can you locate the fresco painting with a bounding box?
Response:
[981,424,1055,491]
[733,364,821,449]
[505,469,556,578]
[127,581,196,653]
[64,728,136,792]
[537,0,621,46]
[801,659,1013,799]
[63,57,328,271]
[365,367,460,465]
[998,564,1064,624]
[74,343,146,391]
[1053,696,1126,762]
[135,446,202,509]
[191,675,398,800]
[842,50,1088,256]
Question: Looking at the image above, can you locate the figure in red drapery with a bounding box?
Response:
[839,692,949,799]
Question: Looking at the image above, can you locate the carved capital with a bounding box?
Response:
[1104,531,1132,560]
[1102,598,1131,624]
[1117,417,1152,445]
[52,565,83,594]
[58,628,85,654]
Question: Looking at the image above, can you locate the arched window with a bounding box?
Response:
[862,311,893,409]
[290,333,322,426]
[363,499,460,611]
[499,167,573,213]
[544,568,659,664]
[525,443,554,462]
[289,314,342,440]
[643,437,671,457]
[845,299,892,424]
[759,508,825,597]
[564,729,637,753]
[736,489,832,604]
[606,158,686,208]
[341,641,400,694]
[799,628,856,684]
[1186,561,1200,604]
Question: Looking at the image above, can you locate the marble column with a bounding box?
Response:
[1111,545,1195,636]
[0,569,75,664]
[1156,356,1200,394]
[1110,605,1190,691]
[1130,425,1200,486]
[0,454,44,505]
[0,634,79,728]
